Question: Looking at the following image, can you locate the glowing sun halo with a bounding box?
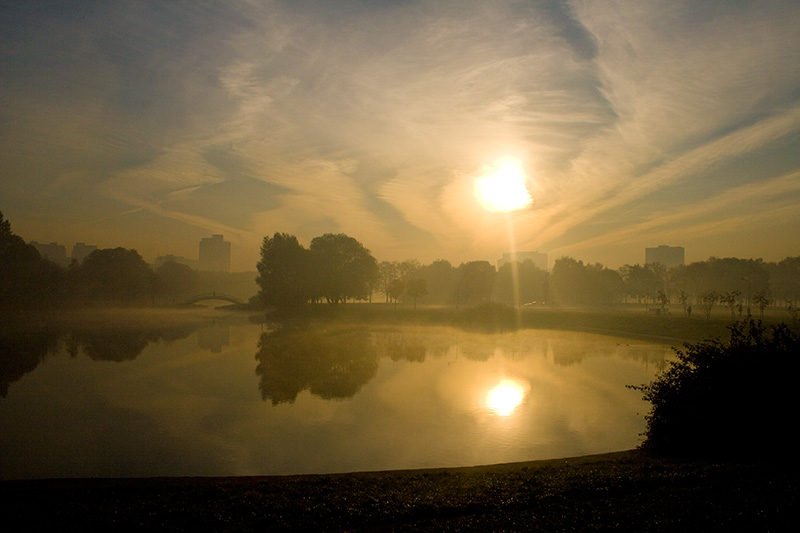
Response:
[474,159,533,212]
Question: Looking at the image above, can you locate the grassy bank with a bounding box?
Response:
[3,450,794,531]
[266,303,764,344]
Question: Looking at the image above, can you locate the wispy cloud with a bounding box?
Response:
[1,0,798,268]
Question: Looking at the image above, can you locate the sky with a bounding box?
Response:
[2,0,799,272]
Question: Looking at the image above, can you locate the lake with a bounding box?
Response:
[0,310,672,479]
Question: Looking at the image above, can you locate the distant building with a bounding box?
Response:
[29,241,68,266]
[497,251,548,271]
[71,242,97,263]
[199,234,231,272]
[645,245,685,269]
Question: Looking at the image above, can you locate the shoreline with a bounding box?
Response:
[3,449,794,531]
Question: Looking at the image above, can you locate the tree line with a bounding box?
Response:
[257,230,799,319]
[1,211,251,308]
[3,209,798,317]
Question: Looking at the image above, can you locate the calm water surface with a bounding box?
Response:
[0,312,672,479]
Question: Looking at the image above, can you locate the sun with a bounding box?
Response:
[473,158,533,212]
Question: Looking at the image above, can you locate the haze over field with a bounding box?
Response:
[2,0,799,271]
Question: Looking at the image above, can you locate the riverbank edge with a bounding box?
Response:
[3,449,795,531]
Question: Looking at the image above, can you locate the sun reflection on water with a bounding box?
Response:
[486,378,528,416]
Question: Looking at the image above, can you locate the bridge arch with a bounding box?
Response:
[181,292,243,306]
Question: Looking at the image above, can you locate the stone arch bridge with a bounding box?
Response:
[181,292,243,306]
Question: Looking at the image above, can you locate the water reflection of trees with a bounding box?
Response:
[255,326,380,404]
[0,320,202,398]
[0,326,61,397]
[255,324,466,404]
[254,323,673,405]
[372,330,428,362]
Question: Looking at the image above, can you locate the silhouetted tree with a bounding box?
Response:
[456,261,495,306]
[156,261,199,303]
[587,263,624,304]
[787,302,798,325]
[765,257,800,305]
[378,261,399,303]
[256,233,311,310]
[678,289,690,316]
[673,257,768,299]
[0,210,65,308]
[551,257,622,305]
[656,290,669,313]
[405,278,428,309]
[618,264,659,304]
[309,233,378,304]
[494,260,547,306]
[378,259,419,304]
[550,257,584,304]
[698,290,719,319]
[753,291,772,319]
[387,278,405,306]
[721,290,741,319]
[76,248,155,304]
[630,320,799,458]
[416,259,457,305]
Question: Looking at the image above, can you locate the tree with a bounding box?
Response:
[309,233,378,304]
[256,233,311,310]
[630,320,799,458]
[378,259,419,304]
[765,257,800,305]
[77,248,155,304]
[787,302,798,325]
[405,278,428,309]
[156,261,199,303]
[386,278,405,307]
[1,210,64,308]
[456,261,495,306]
[587,264,624,305]
[678,289,690,316]
[697,290,719,319]
[550,256,584,304]
[656,290,669,313]
[753,291,771,319]
[417,259,457,305]
[720,290,741,319]
[619,264,659,304]
[0,210,11,238]
[378,261,399,303]
[552,257,622,305]
[494,260,547,306]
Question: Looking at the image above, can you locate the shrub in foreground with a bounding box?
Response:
[631,319,799,459]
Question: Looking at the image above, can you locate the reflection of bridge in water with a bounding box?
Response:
[181,292,243,306]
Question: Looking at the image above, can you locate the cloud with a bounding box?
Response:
[1,0,799,268]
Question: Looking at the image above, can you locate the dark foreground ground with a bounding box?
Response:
[2,450,796,532]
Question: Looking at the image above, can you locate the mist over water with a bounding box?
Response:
[0,311,671,480]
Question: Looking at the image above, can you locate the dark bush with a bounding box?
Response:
[631,319,799,459]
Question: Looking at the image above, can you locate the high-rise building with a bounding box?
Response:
[71,242,97,263]
[199,234,231,272]
[645,245,685,269]
[29,241,68,266]
[497,251,548,271]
